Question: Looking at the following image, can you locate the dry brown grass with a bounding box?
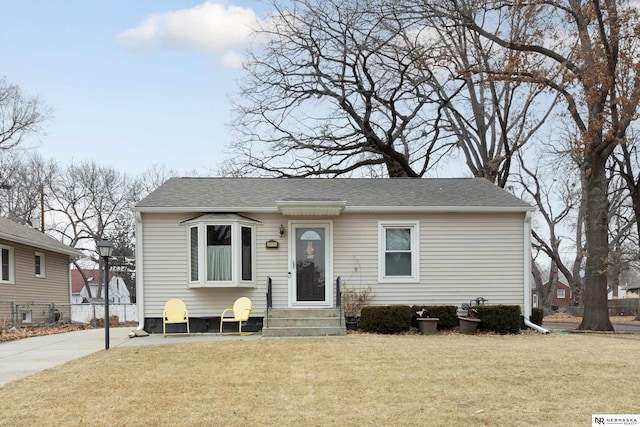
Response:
[1,333,639,426]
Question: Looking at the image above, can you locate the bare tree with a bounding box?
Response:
[516,151,585,309]
[607,166,638,298]
[612,131,640,247]
[0,152,57,226]
[230,0,556,183]
[429,0,640,330]
[0,77,49,153]
[48,161,137,299]
[230,0,455,178]
[416,10,560,187]
[131,163,178,202]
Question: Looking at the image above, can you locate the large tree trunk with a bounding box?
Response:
[385,157,411,178]
[579,155,614,331]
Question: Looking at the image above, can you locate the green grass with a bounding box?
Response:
[1,332,638,426]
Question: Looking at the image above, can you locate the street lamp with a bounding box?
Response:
[97,238,114,350]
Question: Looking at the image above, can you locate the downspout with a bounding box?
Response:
[523,211,532,319]
[523,211,549,334]
[134,211,145,331]
[524,317,549,334]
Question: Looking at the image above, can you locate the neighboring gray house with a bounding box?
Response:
[0,216,82,325]
[133,177,535,335]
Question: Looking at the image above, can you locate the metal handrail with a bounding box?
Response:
[266,277,272,328]
[336,276,343,326]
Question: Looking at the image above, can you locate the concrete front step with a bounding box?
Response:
[262,326,346,337]
[266,317,343,327]
[267,308,341,318]
[262,308,346,337]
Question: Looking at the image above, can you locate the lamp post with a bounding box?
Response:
[97,238,113,350]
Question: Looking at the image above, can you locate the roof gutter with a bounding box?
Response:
[132,205,536,214]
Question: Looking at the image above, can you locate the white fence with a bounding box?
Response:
[71,303,137,324]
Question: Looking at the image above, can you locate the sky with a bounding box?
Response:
[0,0,274,177]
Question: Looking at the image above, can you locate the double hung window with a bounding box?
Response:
[1,245,14,284]
[378,221,419,283]
[35,252,46,278]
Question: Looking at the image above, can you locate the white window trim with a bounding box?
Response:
[35,251,46,278]
[557,288,565,299]
[378,220,420,283]
[22,311,32,324]
[0,244,15,284]
[186,218,257,288]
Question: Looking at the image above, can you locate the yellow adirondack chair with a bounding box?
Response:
[163,299,190,336]
[220,297,253,335]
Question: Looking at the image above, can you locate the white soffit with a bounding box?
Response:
[276,200,347,216]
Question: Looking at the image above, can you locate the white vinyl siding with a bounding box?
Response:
[140,213,287,317]
[333,213,525,307]
[140,211,527,317]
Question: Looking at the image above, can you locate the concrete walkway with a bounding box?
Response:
[0,328,260,387]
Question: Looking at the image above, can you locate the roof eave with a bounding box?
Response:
[0,232,83,258]
[346,206,536,213]
[133,205,534,214]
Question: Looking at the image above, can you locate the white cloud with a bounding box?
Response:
[117,1,258,53]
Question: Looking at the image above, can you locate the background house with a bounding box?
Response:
[531,281,573,310]
[70,268,136,324]
[71,269,131,304]
[0,216,82,325]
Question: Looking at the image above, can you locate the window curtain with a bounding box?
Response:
[207,246,231,281]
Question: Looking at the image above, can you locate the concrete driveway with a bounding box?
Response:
[543,321,640,333]
[0,327,259,387]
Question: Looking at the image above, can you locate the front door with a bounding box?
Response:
[290,223,332,305]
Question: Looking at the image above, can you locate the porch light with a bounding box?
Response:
[97,238,113,350]
[279,224,285,237]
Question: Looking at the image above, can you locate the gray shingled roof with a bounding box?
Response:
[0,216,82,257]
[134,177,533,213]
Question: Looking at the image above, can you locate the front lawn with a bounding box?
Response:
[0,333,637,426]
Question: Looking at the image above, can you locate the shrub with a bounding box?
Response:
[359,305,413,334]
[475,305,521,334]
[411,305,458,330]
[342,285,371,318]
[530,308,544,326]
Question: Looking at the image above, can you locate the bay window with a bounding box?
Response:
[185,214,257,287]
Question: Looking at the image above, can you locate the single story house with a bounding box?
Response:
[71,269,132,304]
[0,215,82,325]
[532,281,573,309]
[133,177,535,335]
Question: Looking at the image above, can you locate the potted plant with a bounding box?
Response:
[416,308,439,335]
[341,285,371,330]
[458,304,481,335]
